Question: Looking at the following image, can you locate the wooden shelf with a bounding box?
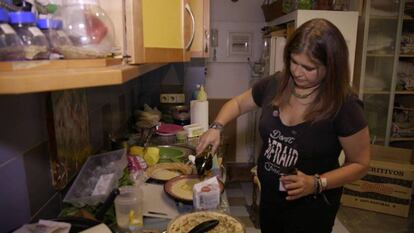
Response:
[403,15,414,21]
[370,15,398,20]
[0,61,166,94]
[390,137,414,142]
[366,53,395,57]
[395,91,414,94]
[400,54,414,58]
[394,106,414,111]
[363,90,391,95]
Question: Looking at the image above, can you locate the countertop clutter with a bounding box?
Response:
[58,143,231,233]
[37,100,230,232]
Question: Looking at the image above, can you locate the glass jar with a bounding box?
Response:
[54,0,114,58]
[114,186,143,232]
[37,18,73,58]
[9,11,50,60]
[0,8,25,61]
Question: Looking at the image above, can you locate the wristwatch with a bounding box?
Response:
[209,122,224,132]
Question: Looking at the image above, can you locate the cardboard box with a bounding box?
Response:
[341,145,414,217]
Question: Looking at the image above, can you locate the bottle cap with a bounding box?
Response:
[197,85,207,101]
[9,11,36,24]
[37,19,62,29]
[0,8,9,22]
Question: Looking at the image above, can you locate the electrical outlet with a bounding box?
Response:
[160,93,185,103]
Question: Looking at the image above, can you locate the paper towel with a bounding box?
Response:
[190,100,209,132]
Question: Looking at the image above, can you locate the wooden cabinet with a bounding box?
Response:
[100,0,195,64]
[0,0,211,94]
[189,0,210,58]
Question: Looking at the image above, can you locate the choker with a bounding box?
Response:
[292,86,319,99]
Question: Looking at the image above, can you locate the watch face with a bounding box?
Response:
[209,122,223,130]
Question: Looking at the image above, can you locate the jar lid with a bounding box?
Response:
[0,8,8,22]
[37,19,63,29]
[9,11,36,24]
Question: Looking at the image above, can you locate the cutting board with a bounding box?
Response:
[142,183,180,219]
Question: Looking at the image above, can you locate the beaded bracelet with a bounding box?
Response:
[313,174,323,195]
[313,174,331,205]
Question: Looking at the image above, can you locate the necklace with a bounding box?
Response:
[292,86,319,99]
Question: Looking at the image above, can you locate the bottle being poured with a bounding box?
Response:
[194,146,213,178]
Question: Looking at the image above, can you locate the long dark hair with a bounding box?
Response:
[273,18,353,122]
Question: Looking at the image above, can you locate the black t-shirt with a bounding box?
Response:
[252,75,367,205]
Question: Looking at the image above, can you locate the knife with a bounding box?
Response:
[188,219,219,233]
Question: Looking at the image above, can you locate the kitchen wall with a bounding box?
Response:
[206,0,266,162]
[0,67,168,232]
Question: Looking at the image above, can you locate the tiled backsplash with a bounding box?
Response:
[0,67,165,232]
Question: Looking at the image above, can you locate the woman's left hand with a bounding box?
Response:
[280,171,315,201]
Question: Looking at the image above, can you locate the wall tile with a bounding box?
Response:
[138,73,162,108]
[0,157,31,233]
[102,104,112,148]
[87,87,111,113]
[31,193,62,222]
[89,108,104,153]
[23,142,55,216]
[0,94,47,164]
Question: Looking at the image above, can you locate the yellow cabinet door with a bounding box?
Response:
[101,0,195,64]
[189,0,210,58]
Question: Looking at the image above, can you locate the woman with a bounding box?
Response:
[196,18,370,233]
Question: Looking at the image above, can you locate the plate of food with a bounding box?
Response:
[157,145,191,163]
[164,175,224,203]
[167,211,245,233]
[145,162,192,182]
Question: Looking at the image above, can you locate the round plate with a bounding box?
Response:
[157,145,193,163]
[167,211,245,233]
[164,175,224,203]
[145,162,192,182]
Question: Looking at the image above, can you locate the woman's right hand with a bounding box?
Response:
[196,129,221,154]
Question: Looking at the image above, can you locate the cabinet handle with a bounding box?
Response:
[185,3,195,51]
[204,29,209,53]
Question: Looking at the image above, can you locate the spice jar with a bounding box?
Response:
[0,8,24,61]
[9,11,50,60]
[37,18,72,59]
[53,0,115,58]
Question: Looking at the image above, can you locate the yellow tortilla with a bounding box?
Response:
[169,178,200,201]
[151,169,182,181]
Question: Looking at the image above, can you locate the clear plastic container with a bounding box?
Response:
[115,185,143,232]
[0,8,25,61]
[9,11,50,60]
[37,18,73,58]
[54,0,114,58]
[63,149,127,207]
